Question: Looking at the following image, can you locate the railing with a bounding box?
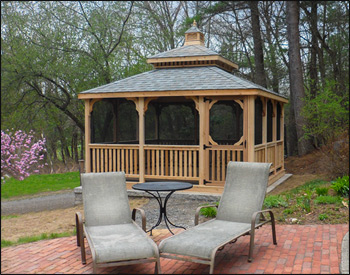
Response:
[254,141,284,173]
[144,145,200,181]
[90,144,139,177]
[207,147,244,184]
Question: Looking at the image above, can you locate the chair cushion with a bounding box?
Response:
[85,223,157,263]
[81,172,132,227]
[159,219,251,260]
[216,162,271,223]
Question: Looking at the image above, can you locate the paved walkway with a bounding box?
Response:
[1,224,348,274]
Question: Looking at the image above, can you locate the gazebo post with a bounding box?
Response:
[198,96,206,185]
[246,96,255,162]
[138,97,145,183]
[85,100,91,173]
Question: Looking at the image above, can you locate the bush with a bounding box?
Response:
[331,176,349,197]
[199,202,219,218]
[315,187,329,196]
[318,214,328,221]
[314,195,342,205]
[263,195,288,208]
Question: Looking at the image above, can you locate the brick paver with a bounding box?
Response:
[1,224,348,274]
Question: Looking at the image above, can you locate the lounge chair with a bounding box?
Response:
[75,172,161,273]
[159,161,277,274]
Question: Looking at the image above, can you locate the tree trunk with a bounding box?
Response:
[309,1,318,98]
[249,1,267,88]
[286,1,314,156]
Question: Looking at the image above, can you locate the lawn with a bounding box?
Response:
[1,172,80,199]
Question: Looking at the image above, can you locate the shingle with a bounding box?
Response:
[81,66,285,98]
[148,45,218,59]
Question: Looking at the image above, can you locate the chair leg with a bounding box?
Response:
[80,232,86,264]
[248,227,256,262]
[155,258,161,274]
[75,213,80,247]
[270,213,277,245]
[93,262,97,274]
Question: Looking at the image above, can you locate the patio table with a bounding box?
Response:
[132,181,193,235]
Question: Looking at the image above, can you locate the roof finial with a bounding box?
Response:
[193,20,197,27]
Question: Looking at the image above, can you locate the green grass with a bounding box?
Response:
[263,195,289,208]
[314,195,342,205]
[1,215,18,220]
[1,231,76,248]
[1,172,80,199]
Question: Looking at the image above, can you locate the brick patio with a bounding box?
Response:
[1,224,348,274]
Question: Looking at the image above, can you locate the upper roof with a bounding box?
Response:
[148,44,218,59]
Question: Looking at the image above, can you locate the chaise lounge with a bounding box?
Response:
[75,171,161,273]
[159,161,277,274]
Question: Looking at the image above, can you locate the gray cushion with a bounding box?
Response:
[216,162,271,223]
[159,219,251,259]
[81,172,132,227]
[85,223,158,263]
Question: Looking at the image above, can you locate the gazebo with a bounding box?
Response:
[78,21,288,193]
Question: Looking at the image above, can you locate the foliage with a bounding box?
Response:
[331,176,349,197]
[263,195,289,208]
[315,187,329,197]
[318,214,328,221]
[1,172,80,199]
[199,202,219,218]
[302,81,349,146]
[296,190,312,213]
[1,130,47,182]
[314,195,342,205]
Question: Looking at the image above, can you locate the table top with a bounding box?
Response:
[132,181,193,192]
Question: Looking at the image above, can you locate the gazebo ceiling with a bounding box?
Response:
[78,21,288,103]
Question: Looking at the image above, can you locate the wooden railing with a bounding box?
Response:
[207,147,244,184]
[90,144,139,177]
[144,145,200,180]
[254,141,284,173]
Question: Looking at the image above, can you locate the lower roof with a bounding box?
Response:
[79,66,288,101]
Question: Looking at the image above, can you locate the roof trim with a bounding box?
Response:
[78,89,289,103]
[147,55,239,70]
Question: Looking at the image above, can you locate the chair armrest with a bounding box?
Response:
[132,208,146,232]
[251,209,275,228]
[195,204,218,226]
[75,212,84,246]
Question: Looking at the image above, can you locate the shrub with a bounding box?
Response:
[331,176,349,197]
[318,214,328,221]
[314,195,342,205]
[315,187,329,196]
[263,195,288,208]
[199,202,219,218]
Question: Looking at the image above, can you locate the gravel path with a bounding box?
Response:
[133,195,217,230]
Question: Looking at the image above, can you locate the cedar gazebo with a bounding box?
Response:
[78,22,288,193]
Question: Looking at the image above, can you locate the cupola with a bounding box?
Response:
[184,20,205,46]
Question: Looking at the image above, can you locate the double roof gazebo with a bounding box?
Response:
[78,22,288,193]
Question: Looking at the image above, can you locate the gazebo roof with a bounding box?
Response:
[79,21,288,102]
[147,44,218,59]
[80,66,287,100]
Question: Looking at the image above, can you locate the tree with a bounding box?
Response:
[248,1,267,87]
[1,130,47,181]
[286,1,313,156]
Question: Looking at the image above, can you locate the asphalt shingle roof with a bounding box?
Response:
[147,44,218,59]
[81,66,285,98]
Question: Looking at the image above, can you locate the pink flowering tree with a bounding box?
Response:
[1,129,47,182]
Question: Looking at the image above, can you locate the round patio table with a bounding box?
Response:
[132,181,193,235]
